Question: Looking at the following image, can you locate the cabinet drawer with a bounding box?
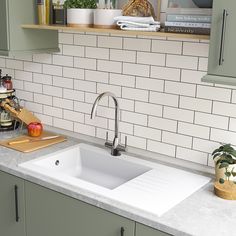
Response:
[136,223,171,236]
[25,181,135,236]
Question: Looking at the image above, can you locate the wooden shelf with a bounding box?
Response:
[22,24,210,40]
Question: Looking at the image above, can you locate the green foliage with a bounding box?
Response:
[212,144,236,166]
[64,0,97,9]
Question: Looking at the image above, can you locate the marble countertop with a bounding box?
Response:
[0,127,236,236]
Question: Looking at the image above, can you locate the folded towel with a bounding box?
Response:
[119,24,160,32]
[114,16,160,24]
[117,21,160,28]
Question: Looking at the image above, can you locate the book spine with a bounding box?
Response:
[166,14,212,23]
[164,26,210,35]
[165,21,211,28]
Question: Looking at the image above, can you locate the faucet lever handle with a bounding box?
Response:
[106,131,109,142]
[124,136,128,148]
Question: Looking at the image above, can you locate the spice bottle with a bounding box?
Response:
[52,0,67,25]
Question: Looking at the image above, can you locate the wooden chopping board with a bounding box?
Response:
[0,131,66,153]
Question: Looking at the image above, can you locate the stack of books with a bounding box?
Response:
[164,1,212,35]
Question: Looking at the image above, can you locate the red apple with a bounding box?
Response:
[27,122,43,137]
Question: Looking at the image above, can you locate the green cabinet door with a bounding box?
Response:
[0,0,59,56]
[25,181,135,236]
[136,223,171,236]
[0,171,26,236]
[203,0,236,85]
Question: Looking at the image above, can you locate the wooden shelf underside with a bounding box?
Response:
[22,24,210,40]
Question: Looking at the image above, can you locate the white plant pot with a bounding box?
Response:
[67,9,94,27]
[94,9,122,28]
[215,163,236,182]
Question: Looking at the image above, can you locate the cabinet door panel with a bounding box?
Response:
[208,0,236,77]
[25,181,135,236]
[0,171,25,236]
[0,0,9,51]
[136,223,171,236]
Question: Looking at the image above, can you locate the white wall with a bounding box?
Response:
[1,1,233,167]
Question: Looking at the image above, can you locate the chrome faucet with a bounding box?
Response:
[91,92,127,156]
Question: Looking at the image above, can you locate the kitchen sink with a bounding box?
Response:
[19,143,151,190]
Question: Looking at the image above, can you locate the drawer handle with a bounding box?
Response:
[121,227,125,236]
[14,185,19,222]
[219,9,228,66]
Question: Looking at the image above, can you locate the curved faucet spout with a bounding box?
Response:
[91,92,125,156]
[91,92,119,139]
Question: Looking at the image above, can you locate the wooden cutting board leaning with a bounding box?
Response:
[0,131,67,153]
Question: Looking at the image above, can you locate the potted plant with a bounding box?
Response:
[94,0,122,28]
[212,143,236,184]
[64,0,97,27]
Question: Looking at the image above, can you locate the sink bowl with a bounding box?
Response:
[20,143,151,190]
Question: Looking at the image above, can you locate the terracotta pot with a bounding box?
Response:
[67,9,94,27]
[94,9,122,28]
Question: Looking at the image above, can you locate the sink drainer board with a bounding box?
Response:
[19,143,211,217]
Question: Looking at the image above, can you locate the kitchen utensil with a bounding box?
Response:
[8,135,60,145]
[0,131,66,153]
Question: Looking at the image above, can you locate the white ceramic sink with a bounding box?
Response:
[19,143,211,216]
[19,143,151,189]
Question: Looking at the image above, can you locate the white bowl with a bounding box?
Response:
[94,9,122,28]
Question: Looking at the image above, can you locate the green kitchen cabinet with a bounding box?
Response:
[25,181,135,236]
[0,0,59,56]
[202,0,236,85]
[0,171,26,236]
[136,223,171,236]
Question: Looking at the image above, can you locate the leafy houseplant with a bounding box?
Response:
[64,0,97,26]
[212,144,236,184]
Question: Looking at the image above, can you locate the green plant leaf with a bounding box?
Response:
[232,172,236,177]
[225,171,231,177]
[219,163,229,169]
[219,178,225,184]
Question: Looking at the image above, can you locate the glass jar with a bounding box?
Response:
[37,0,51,25]
[2,74,13,90]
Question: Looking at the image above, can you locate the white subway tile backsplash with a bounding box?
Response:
[164,107,194,123]
[179,96,212,113]
[110,49,136,63]
[134,125,161,141]
[197,86,231,102]
[137,52,165,66]
[195,112,229,130]
[151,66,181,81]
[124,38,151,51]
[63,89,84,101]
[165,81,196,97]
[149,116,177,132]
[162,132,192,148]
[109,73,135,88]
[178,122,210,139]
[122,87,149,102]
[183,42,209,57]
[135,101,162,117]
[122,111,147,126]
[98,36,122,49]
[147,140,176,157]
[136,77,164,92]
[98,60,122,73]
[149,91,179,107]
[166,55,198,69]
[74,34,96,47]
[213,101,236,118]
[152,40,182,54]
[123,63,149,77]
[176,147,208,165]
[4,27,236,167]
[86,47,109,60]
